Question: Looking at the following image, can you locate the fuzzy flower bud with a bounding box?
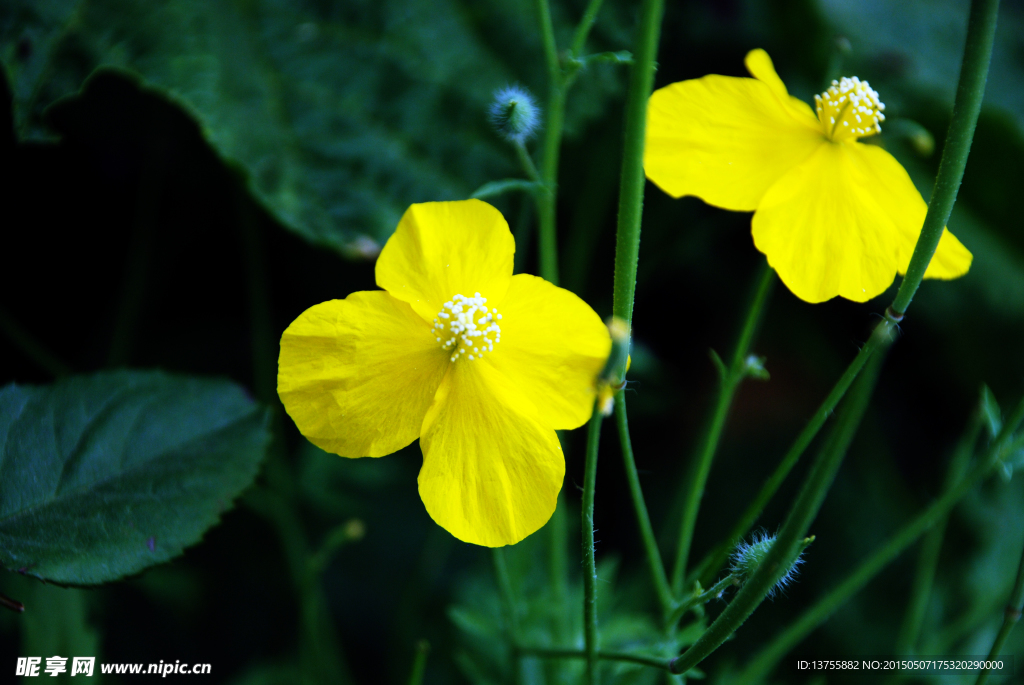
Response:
[488,85,540,143]
[730,530,812,598]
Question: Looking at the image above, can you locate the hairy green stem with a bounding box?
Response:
[518,646,670,671]
[582,408,604,685]
[615,393,674,616]
[611,0,664,332]
[669,330,893,675]
[740,398,1024,683]
[672,261,774,592]
[976,526,1024,685]
[894,411,983,660]
[890,0,999,316]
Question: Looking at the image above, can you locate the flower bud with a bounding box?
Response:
[730,530,811,598]
[488,85,540,143]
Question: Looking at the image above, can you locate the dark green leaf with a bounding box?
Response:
[0,0,625,257]
[0,370,270,585]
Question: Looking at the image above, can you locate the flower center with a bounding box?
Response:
[432,293,502,362]
[814,76,885,142]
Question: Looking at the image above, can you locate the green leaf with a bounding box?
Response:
[470,178,544,200]
[0,370,270,585]
[0,0,626,257]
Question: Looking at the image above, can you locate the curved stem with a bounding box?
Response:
[672,261,774,592]
[582,408,603,685]
[669,327,894,675]
[890,0,1000,316]
[615,393,674,616]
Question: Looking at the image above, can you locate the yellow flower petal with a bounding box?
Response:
[752,141,971,303]
[752,142,897,302]
[482,274,610,430]
[278,290,449,457]
[645,64,822,211]
[375,200,515,322]
[918,228,973,279]
[744,48,789,100]
[418,363,564,547]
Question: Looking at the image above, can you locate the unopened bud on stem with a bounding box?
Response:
[488,85,540,143]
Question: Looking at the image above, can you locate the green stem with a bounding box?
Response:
[514,140,543,183]
[738,398,1024,684]
[668,574,739,626]
[694,322,894,587]
[611,0,664,334]
[669,327,894,675]
[407,641,430,685]
[672,261,774,592]
[890,0,1000,316]
[535,0,563,285]
[615,393,674,616]
[894,411,982,659]
[582,408,604,685]
[975,534,1024,685]
[570,0,605,57]
[518,646,670,671]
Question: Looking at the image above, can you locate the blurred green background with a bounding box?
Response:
[2,0,1024,682]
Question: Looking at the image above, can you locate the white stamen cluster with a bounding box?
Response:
[432,293,502,362]
[814,76,885,141]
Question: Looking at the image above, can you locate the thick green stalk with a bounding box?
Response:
[518,646,670,671]
[894,412,982,659]
[672,261,774,592]
[890,0,999,316]
[669,331,893,675]
[975,535,1024,685]
[740,399,1024,683]
[615,393,674,616]
[535,0,563,284]
[611,0,664,332]
[582,408,604,685]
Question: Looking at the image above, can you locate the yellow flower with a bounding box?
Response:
[277,200,611,547]
[644,49,973,303]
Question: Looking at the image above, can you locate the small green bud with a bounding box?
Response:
[730,530,808,598]
[488,85,540,143]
